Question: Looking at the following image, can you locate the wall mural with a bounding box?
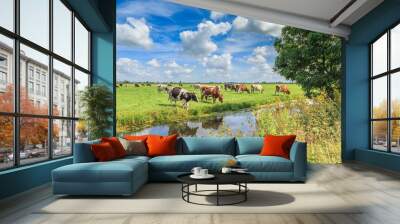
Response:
[116,0,342,163]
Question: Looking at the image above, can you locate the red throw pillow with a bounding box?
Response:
[146,134,178,157]
[260,135,296,159]
[91,142,117,162]
[101,137,127,158]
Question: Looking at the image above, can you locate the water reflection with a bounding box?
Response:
[130,111,257,137]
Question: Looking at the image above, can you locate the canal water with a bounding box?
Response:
[131,110,258,137]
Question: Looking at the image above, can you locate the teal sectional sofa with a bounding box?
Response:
[52,137,307,196]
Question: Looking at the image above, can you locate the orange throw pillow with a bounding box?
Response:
[260,135,296,159]
[91,142,117,162]
[146,134,178,157]
[101,137,127,158]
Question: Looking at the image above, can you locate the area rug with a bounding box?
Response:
[37,183,362,214]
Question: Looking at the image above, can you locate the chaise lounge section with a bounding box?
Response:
[52,137,307,196]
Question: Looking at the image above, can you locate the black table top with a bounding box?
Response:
[177,172,255,185]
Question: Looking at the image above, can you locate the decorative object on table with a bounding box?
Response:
[225,159,238,168]
[190,167,214,179]
[80,84,113,140]
[177,173,255,206]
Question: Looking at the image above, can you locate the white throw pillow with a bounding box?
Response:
[119,138,147,156]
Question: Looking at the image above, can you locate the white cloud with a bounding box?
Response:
[147,58,160,67]
[180,21,231,57]
[117,17,153,49]
[117,0,182,18]
[117,58,150,81]
[202,53,232,74]
[164,61,193,77]
[210,11,226,21]
[246,46,286,82]
[233,16,283,37]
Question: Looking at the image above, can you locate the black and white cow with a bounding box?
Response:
[168,87,198,110]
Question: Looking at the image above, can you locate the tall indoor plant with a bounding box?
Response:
[80,84,113,140]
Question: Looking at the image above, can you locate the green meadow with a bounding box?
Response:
[116,83,304,133]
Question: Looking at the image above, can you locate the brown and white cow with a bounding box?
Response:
[201,86,223,103]
[235,84,250,93]
[275,85,290,95]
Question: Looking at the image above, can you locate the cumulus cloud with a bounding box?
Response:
[246,46,286,82]
[147,58,160,67]
[202,53,232,74]
[233,16,283,37]
[180,21,231,57]
[117,17,153,49]
[117,58,150,81]
[164,61,192,77]
[210,11,226,21]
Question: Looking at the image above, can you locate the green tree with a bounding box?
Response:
[274,27,341,99]
[80,84,114,139]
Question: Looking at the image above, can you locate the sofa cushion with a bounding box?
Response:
[101,137,127,158]
[236,155,293,172]
[53,158,147,183]
[236,137,263,155]
[260,135,296,159]
[147,134,178,157]
[178,137,236,155]
[149,154,235,172]
[91,142,118,162]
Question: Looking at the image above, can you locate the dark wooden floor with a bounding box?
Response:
[1,162,400,224]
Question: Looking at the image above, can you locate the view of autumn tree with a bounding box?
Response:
[0,85,59,151]
[372,99,400,144]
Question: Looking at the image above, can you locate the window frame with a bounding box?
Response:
[370,21,400,154]
[0,0,92,171]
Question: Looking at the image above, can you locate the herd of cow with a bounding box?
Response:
[155,83,291,110]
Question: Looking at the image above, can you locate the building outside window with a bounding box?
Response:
[0,0,91,170]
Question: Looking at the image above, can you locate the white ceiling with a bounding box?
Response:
[170,0,384,38]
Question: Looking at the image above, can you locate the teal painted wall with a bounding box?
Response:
[344,0,400,170]
[0,0,115,200]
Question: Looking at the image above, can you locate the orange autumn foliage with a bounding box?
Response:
[0,85,59,149]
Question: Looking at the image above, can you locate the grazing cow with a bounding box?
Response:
[224,83,236,91]
[134,83,140,87]
[201,86,223,103]
[275,85,291,95]
[157,84,168,92]
[235,84,250,93]
[251,84,264,93]
[169,87,198,110]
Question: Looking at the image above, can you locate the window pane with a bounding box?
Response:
[0,35,14,112]
[0,116,13,170]
[391,72,400,118]
[53,0,72,60]
[372,121,388,151]
[20,0,49,49]
[74,69,89,118]
[53,59,72,117]
[391,24,400,70]
[391,120,400,153]
[75,120,88,143]
[20,117,49,165]
[372,76,387,119]
[75,18,89,70]
[372,33,387,76]
[20,44,49,115]
[53,119,72,157]
[0,0,14,31]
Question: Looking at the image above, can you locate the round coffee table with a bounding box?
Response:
[177,173,255,206]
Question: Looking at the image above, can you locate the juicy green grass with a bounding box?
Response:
[117,83,304,132]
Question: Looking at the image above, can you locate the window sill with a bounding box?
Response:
[0,156,72,175]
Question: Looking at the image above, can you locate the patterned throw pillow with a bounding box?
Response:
[119,138,147,156]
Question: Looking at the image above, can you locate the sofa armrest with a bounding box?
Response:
[289,141,307,181]
[73,140,100,163]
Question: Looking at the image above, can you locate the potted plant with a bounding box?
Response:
[80,84,113,140]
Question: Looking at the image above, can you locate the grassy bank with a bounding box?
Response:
[256,95,341,163]
[117,83,303,133]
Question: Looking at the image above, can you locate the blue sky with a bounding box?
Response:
[116,0,287,83]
